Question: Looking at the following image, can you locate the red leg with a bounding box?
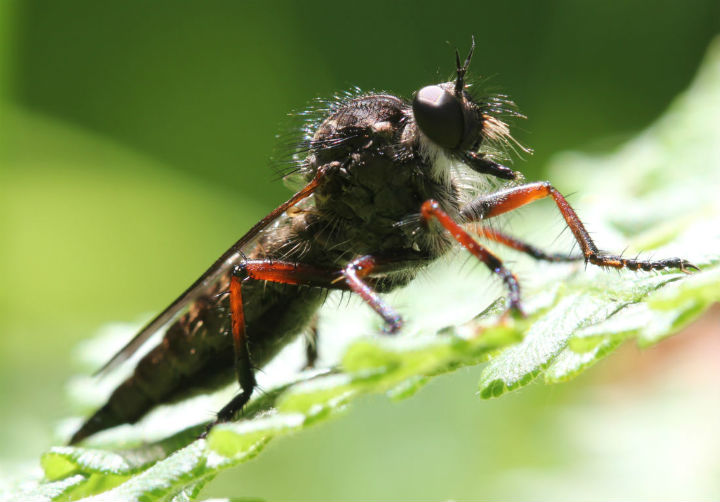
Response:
[210,261,341,429]
[211,249,448,427]
[460,182,698,272]
[212,261,340,429]
[208,257,408,427]
[342,256,403,332]
[233,258,405,331]
[227,258,378,333]
[471,224,582,262]
[209,273,257,428]
[421,200,524,315]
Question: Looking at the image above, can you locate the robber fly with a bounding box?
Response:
[69,39,696,444]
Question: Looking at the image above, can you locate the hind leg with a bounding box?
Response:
[205,252,425,431]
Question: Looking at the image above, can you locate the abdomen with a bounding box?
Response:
[70,279,322,444]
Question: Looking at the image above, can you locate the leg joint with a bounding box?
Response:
[232,262,249,280]
[345,255,377,278]
[420,199,441,220]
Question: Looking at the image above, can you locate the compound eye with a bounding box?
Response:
[412,85,465,149]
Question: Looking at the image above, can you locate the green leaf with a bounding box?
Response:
[7,37,720,502]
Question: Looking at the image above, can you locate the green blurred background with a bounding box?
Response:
[1,1,719,499]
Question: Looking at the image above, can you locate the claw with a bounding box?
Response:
[382,317,404,334]
[507,299,526,320]
[199,425,211,439]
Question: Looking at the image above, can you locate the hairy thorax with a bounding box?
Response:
[285,94,460,272]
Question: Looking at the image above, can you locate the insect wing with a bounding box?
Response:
[94,176,322,376]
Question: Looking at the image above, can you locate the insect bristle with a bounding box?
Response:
[272,87,382,184]
[459,75,532,163]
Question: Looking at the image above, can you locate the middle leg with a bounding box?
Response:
[421,199,524,315]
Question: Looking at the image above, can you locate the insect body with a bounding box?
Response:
[69,40,696,444]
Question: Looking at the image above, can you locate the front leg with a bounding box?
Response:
[421,199,524,315]
[460,182,698,273]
